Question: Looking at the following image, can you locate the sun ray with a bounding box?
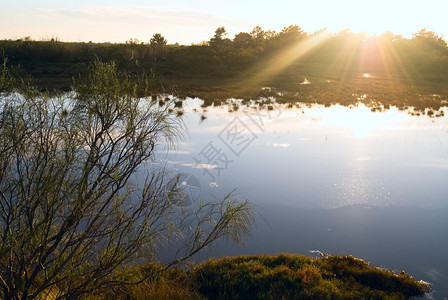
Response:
[313,31,365,86]
[359,35,421,104]
[381,38,414,82]
[233,30,331,96]
[332,35,363,87]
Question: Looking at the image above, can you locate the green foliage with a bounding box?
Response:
[150,33,168,45]
[215,27,227,39]
[278,25,307,44]
[0,62,255,299]
[77,254,429,299]
[190,254,430,300]
[1,26,447,88]
[0,58,14,92]
[412,29,447,52]
[0,61,179,299]
[92,263,205,300]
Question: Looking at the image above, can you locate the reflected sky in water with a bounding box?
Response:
[159,98,448,297]
[163,98,448,209]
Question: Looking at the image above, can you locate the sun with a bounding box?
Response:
[344,24,388,37]
[313,0,420,38]
[319,103,410,139]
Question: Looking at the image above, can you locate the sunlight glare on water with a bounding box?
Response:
[315,102,410,139]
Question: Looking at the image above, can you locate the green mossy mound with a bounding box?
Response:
[190,254,429,300]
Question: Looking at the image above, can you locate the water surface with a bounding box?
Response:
[162,98,448,298]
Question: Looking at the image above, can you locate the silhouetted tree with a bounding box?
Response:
[279,25,306,42]
[150,33,167,45]
[233,32,253,48]
[210,27,230,48]
[412,29,447,52]
[149,33,168,60]
[213,27,227,40]
[250,26,265,40]
[1,25,448,84]
[126,37,140,45]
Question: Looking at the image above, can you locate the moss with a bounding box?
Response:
[190,254,429,300]
[84,254,428,299]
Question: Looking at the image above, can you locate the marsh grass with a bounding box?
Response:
[89,264,205,300]
[3,40,448,114]
[190,254,429,300]
[89,254,429,300]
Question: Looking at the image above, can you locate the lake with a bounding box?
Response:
[161,97,448,298]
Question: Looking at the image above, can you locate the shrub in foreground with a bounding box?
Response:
[97,254,429,299]
[0,61,255,299]
[190,254,430,300]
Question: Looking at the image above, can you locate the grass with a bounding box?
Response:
[155,64,448,120]
[2,52,448,116]
[191,254,429,300]
[4,51,448,114]
[88,254,429,300]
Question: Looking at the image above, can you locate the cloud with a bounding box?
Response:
[32,5,251,44]
[182,163,217,169]
[158,149,191,155]
[37,6,227,28]
[273,143,290,148]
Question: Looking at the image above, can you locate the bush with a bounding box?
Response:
[0,61,255,299]
[190,254,430,300]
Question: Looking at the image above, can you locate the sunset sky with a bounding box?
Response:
[2,0,447,44]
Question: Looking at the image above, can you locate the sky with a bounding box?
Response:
[1,0,448,44]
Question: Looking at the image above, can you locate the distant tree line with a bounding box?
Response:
[1,26,447,85]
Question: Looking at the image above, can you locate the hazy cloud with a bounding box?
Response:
[182,163,218,169]
[32,6,250,43]
[37,6,230,28]
[273,143,290,148]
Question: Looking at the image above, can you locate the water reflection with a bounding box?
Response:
[316,103,410,138]
[168,98,448,208]
[161,98,448,298]
[300,78,311,85]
